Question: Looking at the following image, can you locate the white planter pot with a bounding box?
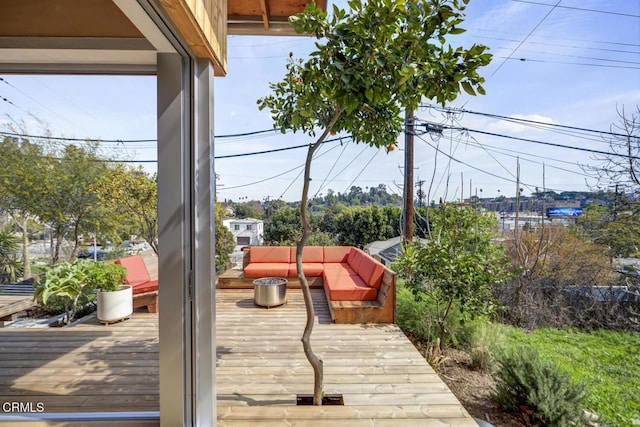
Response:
[97,285,133,324]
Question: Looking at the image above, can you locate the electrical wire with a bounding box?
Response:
[278,141,342,199]
[445,126,640,161]
[510,0,640,18]
[343,149,380,193]
[313,137,350,198]
[222,141,340,192]
[489,0,561,78]
[0,94,30,115]
[0,77,90,134]
[421,104,638,140]
[501,56,640,70]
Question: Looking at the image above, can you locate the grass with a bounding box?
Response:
[503,326,640,427]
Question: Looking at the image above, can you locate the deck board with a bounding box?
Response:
[0,295,36,321]
[0,289,475,425]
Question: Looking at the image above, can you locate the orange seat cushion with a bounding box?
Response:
[323,274,377,301]
[288,263,324,277]
[323,263,358,277]
[244,263,290,278]
[289,246,324,263]
[131,280,158,295]
[249,246,291,263]
[323,246,351,263]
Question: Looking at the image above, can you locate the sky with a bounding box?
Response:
[1,0,639,204]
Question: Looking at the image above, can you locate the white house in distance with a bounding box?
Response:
[223,218,264,247]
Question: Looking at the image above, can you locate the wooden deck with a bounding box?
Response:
[0,282,36,323]
[0,289,476,425]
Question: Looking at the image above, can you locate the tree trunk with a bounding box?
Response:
[52,226,65,265]
[21,218,30,279]
[12,215,32,279]
[297,109,342,405]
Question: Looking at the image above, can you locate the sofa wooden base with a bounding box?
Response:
[133,291,159,313]
[328,300,393,324]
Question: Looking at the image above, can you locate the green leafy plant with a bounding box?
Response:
[394,203,508,352]
[85,262,126,292]
[396,282,483,348]
[494,346,589,426]
[0,230,24,283]
[33,261,95,322]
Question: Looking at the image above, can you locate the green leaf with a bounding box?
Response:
[365,88,373,101]
[461,81,475,96]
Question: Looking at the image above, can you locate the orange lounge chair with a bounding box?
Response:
[114,255,159,313]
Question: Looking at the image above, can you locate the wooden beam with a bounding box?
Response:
[260,0,271,30]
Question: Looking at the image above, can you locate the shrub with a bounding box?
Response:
[396,282,483,349]
[468,322,504,372]
[84,262,126,292]
[33,261,95,322]
[494,346,589,426]
[0,231,24,283]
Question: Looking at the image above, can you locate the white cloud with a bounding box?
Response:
[487,114,555,134]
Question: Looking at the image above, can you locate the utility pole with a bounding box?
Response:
[403,109,415,242]
[263,195,272,220]
[415,178,425,208]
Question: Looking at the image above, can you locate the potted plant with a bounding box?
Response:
[84,261,130,324]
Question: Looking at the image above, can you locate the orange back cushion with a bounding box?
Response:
[356,255,385,289]
[249,246,290,263]
[115,255,150,285]
[289,246,324,263]
[347,247,365,272]
[323,246,351,263]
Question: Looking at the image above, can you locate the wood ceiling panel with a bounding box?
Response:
[0,0,143,38]
[228,0,325,18]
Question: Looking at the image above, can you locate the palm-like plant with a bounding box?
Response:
[0,230,24,283]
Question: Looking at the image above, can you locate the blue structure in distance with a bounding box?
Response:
[547,207,583,218]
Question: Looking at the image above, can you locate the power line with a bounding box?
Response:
[222,140,341,191]
[0,77,90,133]
[474,34,640,56]
[510,0,640,18]
[443,129,589,177]
[468,27,640,49]
[216,135,350,159]
[0,127,283,144]
[502,56,640,70]
[0,130,155,143]
[278,141,342,199]
[491,46,640,66]
[421,104,635,139]
[313,138,350,198]
[0,94,29,114]
[490,0,561,78]
[446,126,640,161]
[343,150,380,193]
[413,131,570,194]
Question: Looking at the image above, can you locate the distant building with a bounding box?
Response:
[365,236,427,266]
[222,218,263,247]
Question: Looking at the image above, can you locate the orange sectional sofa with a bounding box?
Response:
[243,246,395,323]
